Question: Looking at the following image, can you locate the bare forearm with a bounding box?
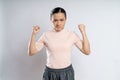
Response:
[81,32,91,55]
[28,33,38,56]
[78,24,91,55]
[28,26,40,56]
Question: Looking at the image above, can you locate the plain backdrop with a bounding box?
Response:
[0,0,120,80]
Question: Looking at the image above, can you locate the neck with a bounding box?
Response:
[54,28,64,32]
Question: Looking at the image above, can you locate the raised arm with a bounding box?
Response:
[28,26,44,56]
[78,24,91,55]
[74,24,91,55]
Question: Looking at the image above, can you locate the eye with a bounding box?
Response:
[53,19,58,22]
[60,19,64,21]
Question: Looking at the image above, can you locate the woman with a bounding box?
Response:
[28,7,91,80]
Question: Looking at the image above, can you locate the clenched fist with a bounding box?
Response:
[78,24,86,34]
[32,25,40,35]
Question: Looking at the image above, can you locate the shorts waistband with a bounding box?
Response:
[45,64,73,72]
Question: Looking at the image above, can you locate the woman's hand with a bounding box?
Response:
[32,25,40,35]
[78,24,91,55]
[78,24,86,34]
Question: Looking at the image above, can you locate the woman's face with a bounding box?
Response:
[51,13,66,32]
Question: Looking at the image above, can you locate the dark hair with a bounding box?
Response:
[50,7,67,19]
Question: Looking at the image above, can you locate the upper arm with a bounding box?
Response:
[35,33,46,52]
[35,40,44,52]
[74,32,90,55]
[73,32,83,50]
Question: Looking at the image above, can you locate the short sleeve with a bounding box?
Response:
[35,32,45,51]
[73,32,83,50]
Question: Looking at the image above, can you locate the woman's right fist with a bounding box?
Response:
[32,25,40,35]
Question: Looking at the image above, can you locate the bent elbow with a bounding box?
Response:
[28,50,36,56]
[82,49,91,55]
[85,50,91,55]
[85,51,91,55]
[28,51,33,56]
[28,47,39,56]
[29,53,34,56]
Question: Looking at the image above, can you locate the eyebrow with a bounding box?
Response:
[54,18,65,20]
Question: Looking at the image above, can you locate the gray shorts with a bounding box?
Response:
[43,64,75,80]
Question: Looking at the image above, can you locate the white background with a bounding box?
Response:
[0,0,120,80]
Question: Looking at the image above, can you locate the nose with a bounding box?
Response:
[57,21,61,26]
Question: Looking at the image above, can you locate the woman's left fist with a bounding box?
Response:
[78,24,86,33]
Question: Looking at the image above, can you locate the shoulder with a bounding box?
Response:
[41,30,51,35]
[67,30,77,36]
[41,30,54,38]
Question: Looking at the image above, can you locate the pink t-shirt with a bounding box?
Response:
[36,29,82,69]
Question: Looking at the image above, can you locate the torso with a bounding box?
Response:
[43,29,76,69]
